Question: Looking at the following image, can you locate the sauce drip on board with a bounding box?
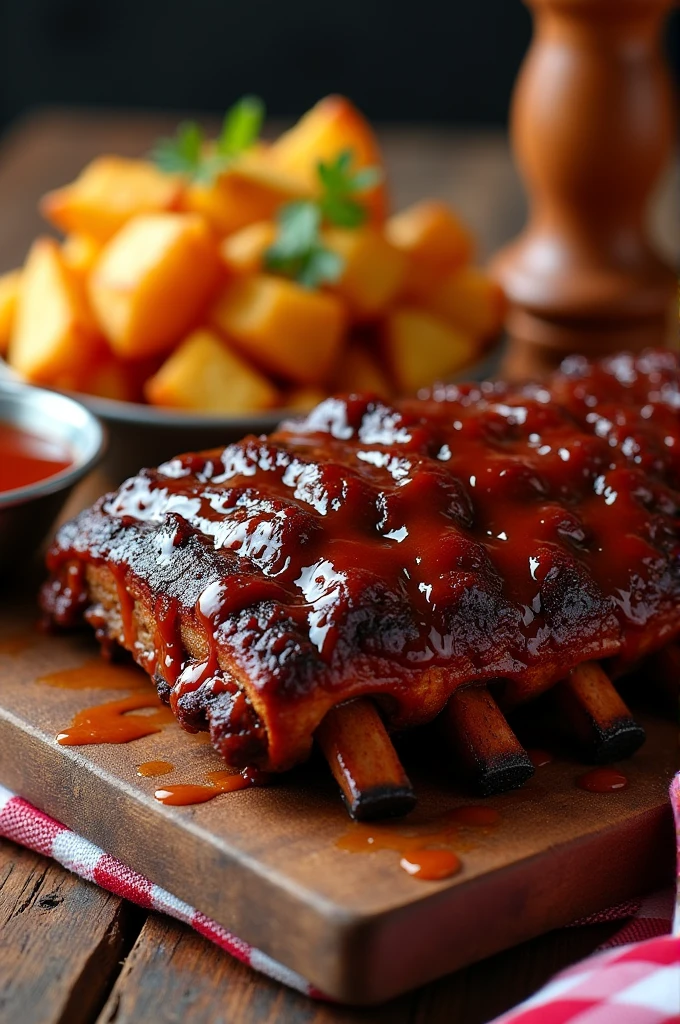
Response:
[56,693,175,745]
[154,768,262,806]
[337,804,500,880]
[40,658,147,690]
[401,849,461,880]
[0,632,33,656]
[577,767,629,792]
[137,760,174,777]
[527,748,554,768]
[0,424,72,492]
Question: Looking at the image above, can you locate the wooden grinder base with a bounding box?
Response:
[491,0,677,379]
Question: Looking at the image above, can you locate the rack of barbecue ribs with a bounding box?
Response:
[41,349,680,819]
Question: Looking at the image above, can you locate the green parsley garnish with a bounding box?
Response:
[264,148,382,289]
[264,201,344,290]
[151,96,264,184]
[317,148,382,228]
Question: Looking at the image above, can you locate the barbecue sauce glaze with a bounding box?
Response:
[41,351,680,772]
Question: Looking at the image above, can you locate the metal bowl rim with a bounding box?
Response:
[0,381,107,509]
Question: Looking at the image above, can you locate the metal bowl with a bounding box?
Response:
[69,340,505,484]
[0,343,504,486]
[0,381,106,573]
[74,391,285,484]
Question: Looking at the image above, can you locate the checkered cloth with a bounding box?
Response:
[490,938,680,1024]
[1,777,678,1017]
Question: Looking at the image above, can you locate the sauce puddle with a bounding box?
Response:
[337,805,500,881]
[57,693,174,745]
[154,768,264,806]
[40,658,148,691]
[0,632,33,657]
[0,423,72,492]
[527,748,554,768]
[577,767,629,793]
[137,760,174,777]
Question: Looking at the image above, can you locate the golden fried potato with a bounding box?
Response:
[89,213,222,359]
[185,153,311,236]
[269,96,388,221]
[210,274,345,385]
[219,221,276,275]
[383,307,476,393]
[0,269,21,355]
[426,266,507,339]
[62,234,103,278]
[145,328,279,414]
[8,238,104,385]
[387,200,474,270]
[42,157,183,242]
[324,227,407,320]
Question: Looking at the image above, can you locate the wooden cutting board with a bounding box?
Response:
[0,604,675,1005]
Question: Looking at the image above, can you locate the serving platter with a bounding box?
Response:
[0,602,675,1004]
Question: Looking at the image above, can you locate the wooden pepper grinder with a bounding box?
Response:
[491,0,677,379]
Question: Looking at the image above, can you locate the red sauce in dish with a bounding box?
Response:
[137,760,174,777]
[56,692,174,745]
[577,767,629,792]
[154,768,262,805]
[0,424,71,492]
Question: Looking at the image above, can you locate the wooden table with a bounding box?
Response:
[0,110,676,1024]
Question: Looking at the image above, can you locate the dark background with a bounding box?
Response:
[0,0,677,132]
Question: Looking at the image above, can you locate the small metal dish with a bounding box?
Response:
[0,381,106,572]
[0,343,503,486]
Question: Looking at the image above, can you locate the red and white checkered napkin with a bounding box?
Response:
[1,776,678,1018]
[490,937,680,1024]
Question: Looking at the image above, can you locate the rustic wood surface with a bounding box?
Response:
[0,109,677,1022]
[0,605,675,1003]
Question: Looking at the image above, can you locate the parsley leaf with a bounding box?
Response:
[317,148,383,228]
[151,121,204,177]
[264,148,382,288]
[150,97,265,183]
[217,95,265,158]
[264,201,344,289]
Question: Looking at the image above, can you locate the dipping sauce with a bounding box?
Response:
[0,424,72,492]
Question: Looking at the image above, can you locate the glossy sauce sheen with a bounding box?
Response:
[154,768,261,805]
[0,424,71,492]
[41,351,680,772]
[577,767,629,792]
[56,693,175,745]
[337,804,499,880]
